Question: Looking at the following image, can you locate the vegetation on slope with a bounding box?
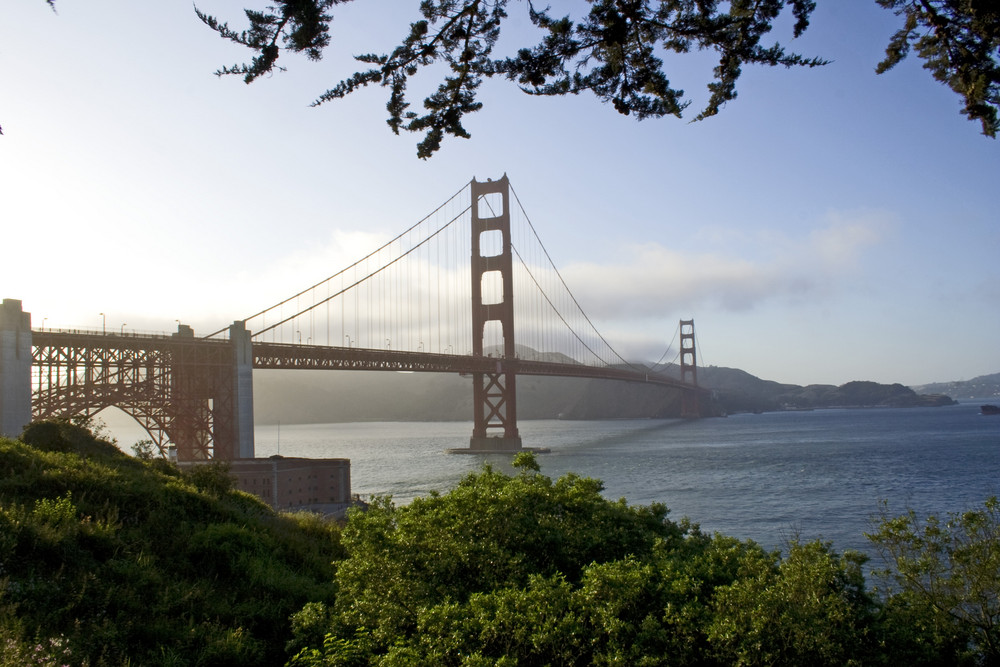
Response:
[2,421,997,666]
[0,419,343,666]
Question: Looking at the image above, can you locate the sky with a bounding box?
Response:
[2,1,998,387]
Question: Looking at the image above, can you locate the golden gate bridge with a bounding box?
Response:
[0,176,706,460]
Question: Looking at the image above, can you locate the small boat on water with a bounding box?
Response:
[981,404,1000,415]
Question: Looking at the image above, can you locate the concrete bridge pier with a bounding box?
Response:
[0,299,32,439]
[225,320,255,459]
[168,320,255,461]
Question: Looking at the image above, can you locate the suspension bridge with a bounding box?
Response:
[0,175,707,461]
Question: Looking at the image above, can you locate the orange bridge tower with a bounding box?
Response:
[469,175,522,451]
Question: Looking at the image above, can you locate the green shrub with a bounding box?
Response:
[20,418,121,460]
[183,461,235,497]
[867,497,1000,665]
[19,421,65,452]
[31,492,77,528]
[130,438,158,460]
[708,540,876,666]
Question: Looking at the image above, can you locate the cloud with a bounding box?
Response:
[809,212,886,267]
[21,211,889,346]
[556,210,892,319]
[196,229,396,329]
[17,229,396,335]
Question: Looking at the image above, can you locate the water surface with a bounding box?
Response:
[248,402,999,554]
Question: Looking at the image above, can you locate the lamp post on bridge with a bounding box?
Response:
[344,335,352,348]
[99,312,106,335]
[120,323,126,336]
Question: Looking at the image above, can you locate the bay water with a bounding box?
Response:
[250,401,1000,557]
[99,401,999,557]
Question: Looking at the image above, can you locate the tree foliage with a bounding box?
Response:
[876,0,1000,138]
[18,2,999,148]
[708,540,877,666]
[194,0,1000,156]
[197,0,826,157]
[867,496,1000,665]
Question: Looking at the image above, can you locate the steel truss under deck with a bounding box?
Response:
[31,331,237,460]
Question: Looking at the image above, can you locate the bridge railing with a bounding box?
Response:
[32,327,201,340]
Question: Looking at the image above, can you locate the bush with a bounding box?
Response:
[183,461,235,496]
[708,540,876,666]
[867,497,1000,665]
[21,418,122,460]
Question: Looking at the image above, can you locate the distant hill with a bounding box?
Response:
[910,372,1000,400]
[645,363,955,414]
[694,367,956,413]
[253,357,958,424]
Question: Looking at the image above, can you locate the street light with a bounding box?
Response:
[120,323,127,336]
[297,330,302,344]
[386,338,391,349]
[99,312,106,335]
[344,335,352,348]
[42,317,47,330]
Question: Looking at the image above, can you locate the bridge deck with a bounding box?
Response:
[251,342,703,392]
[30,331,703,393]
